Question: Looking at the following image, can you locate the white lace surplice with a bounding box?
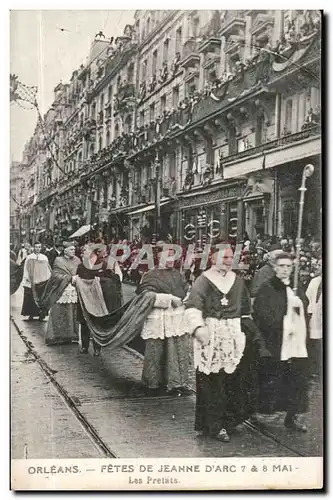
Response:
[141,293,186,340]
[56,283,78,304]
[194,317,246,375]
[185,269,246,375]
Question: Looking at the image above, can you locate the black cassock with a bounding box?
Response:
[185,270,261,436]
[253,276,309,415]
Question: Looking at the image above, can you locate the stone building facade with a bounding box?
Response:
[15,10,321,246]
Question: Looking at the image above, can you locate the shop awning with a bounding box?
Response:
[69,224,91,239]
[127,201,171,217]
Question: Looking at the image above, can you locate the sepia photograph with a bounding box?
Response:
[9,8,323,490]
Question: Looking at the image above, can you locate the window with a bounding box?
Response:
[146,17,151,35]
[139,110,145,127]
[256,113,266,145]
[115,123,119,138]
[169,152,176,179]
[106,130,110,147]
[172,86,179,107]
[135,20,140,43]
[186,78,198,97]
[176,27,182,56]
[228,124,237,155]
[190,15,200,38]
[152,50,158,75]
[163,39,169,62]
[127,63,134,83]
[285,99,293,132]
[283,11,293,35]
[160,95,166,113]
[149,103,155,121]
[99,135,103,151]
[142,60,148,80]
[91,103,96,118]
[103,181,108,208]
[237,138,245,153]
[100,93,104,109]
[125,115,132,133]
[107,85,112,103]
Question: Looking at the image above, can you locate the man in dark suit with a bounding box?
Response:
[47,243,64,269]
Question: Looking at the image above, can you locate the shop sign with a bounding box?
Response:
[179,184,242,208]
[228,217,238,238]
[208,220,220,239]
[184,223,196,241]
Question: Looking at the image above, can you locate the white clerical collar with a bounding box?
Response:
[281,278,291,286]
[211,266,228,276]
[204,268,236,295]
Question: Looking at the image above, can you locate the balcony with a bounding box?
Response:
[202,54,220,72]
[251,14,274,41]
[219,11,245,38]
[198,37,221,55]
[184,68,199,86]
[223,125,321,165]
[114,82,136,116]
[180,40,200,69]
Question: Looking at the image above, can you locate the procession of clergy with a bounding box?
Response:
[15,239,322,443]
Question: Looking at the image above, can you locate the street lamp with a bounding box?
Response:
[293,163,315,293]
[154,153,161,238]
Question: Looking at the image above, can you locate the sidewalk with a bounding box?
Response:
[10,287,321,458]
[11,321,102,459]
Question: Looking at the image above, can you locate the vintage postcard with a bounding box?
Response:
[10,9,323,491]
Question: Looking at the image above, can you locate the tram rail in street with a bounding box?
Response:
[11,313,316,459]
[11,316,117,459]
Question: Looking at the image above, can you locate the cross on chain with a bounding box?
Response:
[220,296,229,306]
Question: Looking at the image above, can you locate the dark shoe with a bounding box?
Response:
[177,387,193,396]
[93,350,101,357]
[80,347,89,354]
[167,388,182,397]
[216,429,230,442]
[284,416,307,432]
[144,387,164,397]
[38,316,46,322]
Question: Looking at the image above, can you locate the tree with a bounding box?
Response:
[10,74,19,102]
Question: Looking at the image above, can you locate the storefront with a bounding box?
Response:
[178,182,245,245]
[242,172,275,240]
[277,158,321,240]
[128,199,174,242]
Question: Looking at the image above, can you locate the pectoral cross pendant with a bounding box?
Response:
[220,296,229,306]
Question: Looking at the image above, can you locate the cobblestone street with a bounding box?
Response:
[11,285,322,459]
